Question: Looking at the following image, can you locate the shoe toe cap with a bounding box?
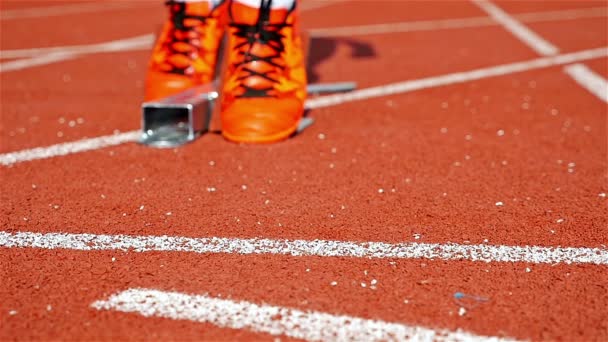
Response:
[221,98,304,143]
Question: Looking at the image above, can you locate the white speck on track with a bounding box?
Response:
[1,231,607,265]
[1,47,606,166]
[91,288,519,342]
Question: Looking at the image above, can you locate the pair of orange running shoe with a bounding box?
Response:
[145,0,307,144]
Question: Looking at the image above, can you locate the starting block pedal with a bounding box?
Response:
[139,81,356,148]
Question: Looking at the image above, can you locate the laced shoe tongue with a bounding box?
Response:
[228,1,293,97]
[163,0,217,75]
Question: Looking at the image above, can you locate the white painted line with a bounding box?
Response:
[0,131,140,166]
[0,47,606,166]
[0,6,604,75]
[0,0,333,20]
[304,47,608,109]
[0,34,154,59]
[471,0,559,55]
[472,1,608,103]
[515,6,608,23]
[311,16,495,38]
[0,35,154,73]
[310,7,608,38]
[563,63,608,102]
[0,52,80,73]
[2,231,607,265]
[3,7,604,60]
[92,288,519,342]
[0,2,153,20]
[0,0,336,73]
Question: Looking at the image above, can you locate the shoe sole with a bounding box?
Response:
[221,122,299,144]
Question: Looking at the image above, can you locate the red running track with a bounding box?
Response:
[1,1,607,341]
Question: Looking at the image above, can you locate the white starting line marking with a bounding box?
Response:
[1,46,606,166]
[472,0,608,103]
[2,231,607,265]
[91,288,519,342]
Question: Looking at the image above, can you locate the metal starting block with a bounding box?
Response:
[139,81,356,148]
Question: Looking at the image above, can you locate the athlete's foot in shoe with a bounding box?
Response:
[145,0,227,101]
[220,0,307,143]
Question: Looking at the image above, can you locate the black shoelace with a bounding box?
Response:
[164,0,209,75]
[229,0,291,97]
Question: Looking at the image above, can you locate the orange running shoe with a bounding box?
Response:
[145,0,227,101]
[220,0,307,143]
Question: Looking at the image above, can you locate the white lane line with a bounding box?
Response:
[0,0,337,72]
[311,16,495,38]
[0,2,153,20]
[515,6,608,23]
[0,34,154,59]
[305,47,607,109]
[310,7,607,38]
[91,288,519,342]
[0,131,140,166]
[2,231,607,265]
[2,7,605,60]
[0,35,154,73]
[472,0,608,103]
[0,46,606,166]
[471,0,559,55]
[0,0,334,20]
[563,63,608,102]
[0,52,80,73]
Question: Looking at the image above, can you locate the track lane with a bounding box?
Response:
[1,25,537,152]
[2,65,606,248]
[584,57,608,78]
[301,0,484,29]
[494,0,607,14]
[2,248,607,341]
[522,17,607,53]
[0,0,96,11]
[2,1,607,341]
[0,2,161,49]
[0,50,147,153]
